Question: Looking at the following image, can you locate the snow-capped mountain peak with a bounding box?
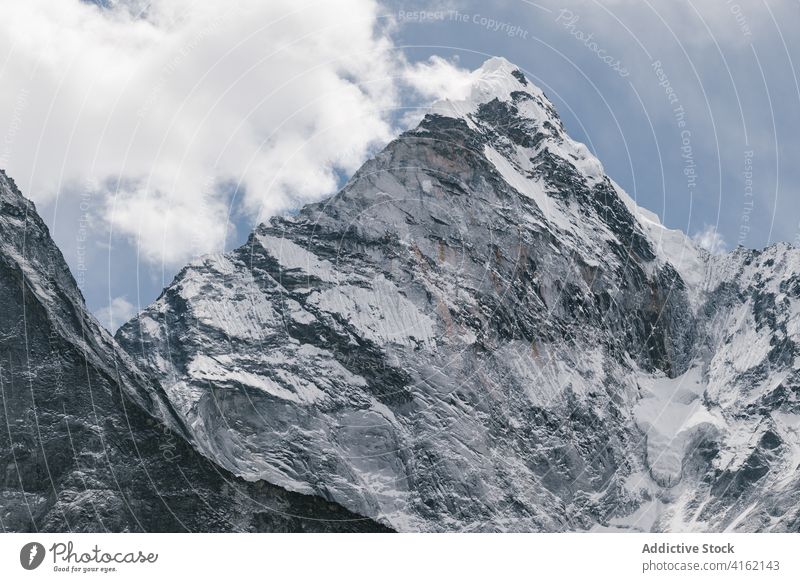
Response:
[430,57,549,116]
[424,59,709,301]
[114,57,800,533]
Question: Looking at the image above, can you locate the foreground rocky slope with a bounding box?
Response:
[0,169,388,532]
[118,58,800,532]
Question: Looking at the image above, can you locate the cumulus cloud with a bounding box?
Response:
[0,0,439,265]
[693,224,727,255]
[404,55,474,102]
[96,295,135,331]
[399,55,473,126]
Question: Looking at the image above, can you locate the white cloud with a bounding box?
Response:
[96,295,135,331]
[0,0,417,265]
[398,55,472,127]
[404,55,473,102]
[693,224,727,255]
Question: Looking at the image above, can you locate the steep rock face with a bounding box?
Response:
[0,169,388,532]
[657,245,800,532]
[118,58,800,532]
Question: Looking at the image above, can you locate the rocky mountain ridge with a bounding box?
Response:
[0,168,388,532]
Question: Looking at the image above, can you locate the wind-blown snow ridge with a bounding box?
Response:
[430,57,548,117]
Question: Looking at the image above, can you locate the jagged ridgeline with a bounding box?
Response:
[3,57,800,533]
[0,169,389,532]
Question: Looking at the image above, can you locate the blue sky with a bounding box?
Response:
[1,0,798,329]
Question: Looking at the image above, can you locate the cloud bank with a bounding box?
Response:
[0,0,469,266]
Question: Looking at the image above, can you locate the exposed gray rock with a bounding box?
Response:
[0,169,389,532]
